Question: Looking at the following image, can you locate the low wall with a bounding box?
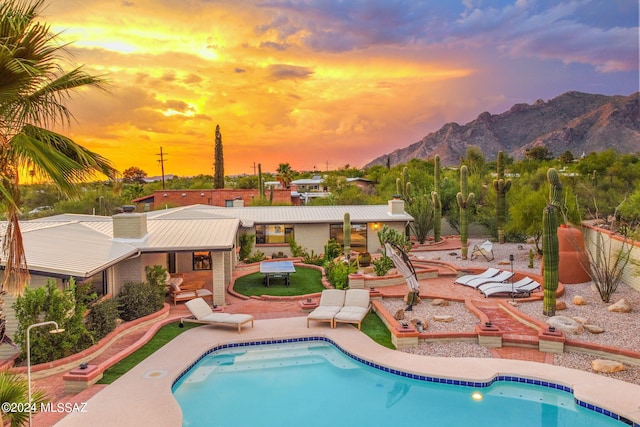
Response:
[582,223,640,292]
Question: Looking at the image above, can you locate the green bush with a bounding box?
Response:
[145,264,167,287]
[372,255,394,276]
[271,251,287,259]
[13,278,94,364]
[324,260,356,289]
[289,238,305,257]
[245,251,266,263]
[238,232,255,260]
[117,282,164,321]
[302,250,324,266]
[85,298,119,340]
[323,239,341,262]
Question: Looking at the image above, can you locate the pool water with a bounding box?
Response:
[172,340,627,427]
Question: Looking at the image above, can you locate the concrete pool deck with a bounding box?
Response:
[54,316,640,426]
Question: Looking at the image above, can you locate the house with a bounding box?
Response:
[0,199,411,359]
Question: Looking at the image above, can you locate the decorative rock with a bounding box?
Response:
[555,301,567,310]
[584,324,605,334]
[394,309,405,320]
[591,359,626,373]
[410,318,428,331]
[607,298,632,313]
[547,316,583,334]
[571,316,588,325]
[433,315,454,322]
[362,266,375,274]
[573,295,587,305]
[431,298,449,306]
[497,260,511,265]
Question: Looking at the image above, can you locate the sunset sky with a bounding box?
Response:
[44,0,639,177]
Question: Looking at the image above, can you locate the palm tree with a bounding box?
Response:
[0,371,48,426]
[0,0,117,340]
[276,163,294,189]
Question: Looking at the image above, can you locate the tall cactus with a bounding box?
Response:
[258,163,265,199]
[456,165,475,259]
[431,155,442,243]
[343,212,351,261]
[493,151,512,243]
[542,168,562,316]
[396,166,413,204]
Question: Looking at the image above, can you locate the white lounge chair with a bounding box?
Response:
[180,298,254,333]
[471,240,494,261]
[478,277,534,294]
[481,279,541,298]
[307,289,346,328]
[334,289,371,330]
[454,267,501,285]
[462,270,514,289]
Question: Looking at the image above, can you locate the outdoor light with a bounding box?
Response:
[27,321,64,427]
[509,254,515,300]
[472,391,483,401]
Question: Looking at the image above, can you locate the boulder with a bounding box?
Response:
[555,301,567,310]
[584,324,605,334]
[410,318,428,331]
[431,298,449,306]
[547,316,583,334]
[571,316,588,325]
[607,298,632,313]
[433,315,454,322]
[573,295,587,305]
[394,309,405,320]
[497,260,511,265]
[591,359,626,373]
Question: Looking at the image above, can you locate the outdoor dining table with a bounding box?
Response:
[260,260,296,287]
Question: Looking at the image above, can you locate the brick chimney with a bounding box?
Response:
[232,198,244,207]
[113,212,148,239]
[388,197,405,215]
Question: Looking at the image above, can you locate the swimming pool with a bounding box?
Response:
[172,338,630,427]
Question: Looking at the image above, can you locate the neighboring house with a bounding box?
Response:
[0,199,411,360]
[290,176,374,204]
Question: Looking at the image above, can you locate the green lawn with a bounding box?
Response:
[233,266,324,297]
[361,312,394,349]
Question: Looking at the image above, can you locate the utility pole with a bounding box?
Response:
[252,162,257,175]
[156,147,167,190]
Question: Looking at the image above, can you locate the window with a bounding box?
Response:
[330,223,368,252]
[225,199,234,207]
[193,251,212,270]
[255,224,294,244]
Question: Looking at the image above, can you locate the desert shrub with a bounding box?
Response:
[117,281,164,321]
[238,232,255,260]
[271,251,287,259]
[302,250,324,266]
[145,264,167,287]
[324,260,356,289]
[245,251,266,263]
[323,239,341,262]
[372,256,394,276]
[289,238,305,257]
[13,278,94,364]
[85,298,119,340]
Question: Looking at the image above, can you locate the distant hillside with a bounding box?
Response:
[365,91,639,168]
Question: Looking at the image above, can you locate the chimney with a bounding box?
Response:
[232,197,244,208]
[388,197,405,215]
[113,212,148,240]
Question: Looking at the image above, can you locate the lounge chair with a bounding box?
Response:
[481,279,541,298]
[471,240,494,261]
[461,270,514,289]
[307,289,346,328]
[334,289,371,330]
[478,277,534,294]
[180,298,254,333]
[454,267,501,285]
[171,280,213,305]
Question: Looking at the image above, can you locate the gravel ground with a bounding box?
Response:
[379,241,640,386]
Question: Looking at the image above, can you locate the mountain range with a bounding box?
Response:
[365,91,639,168]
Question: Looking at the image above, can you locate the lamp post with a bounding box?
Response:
[27,321,64,427]
[509,254,515,300]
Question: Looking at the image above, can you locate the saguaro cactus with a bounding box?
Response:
[258,163,265,199]
[431,155,442,243]
[343,212,351,261]
[493,151,512,243]
[396,166,413,204]
[542,168,562,316]
[456,165,475,259]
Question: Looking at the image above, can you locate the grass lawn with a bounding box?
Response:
[361,312,394,349]
[233,266,324,297]
[98,322,201,384]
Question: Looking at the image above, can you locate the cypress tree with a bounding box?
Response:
[214,125,224,189]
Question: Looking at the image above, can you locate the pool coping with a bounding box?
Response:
[54,317,640,427]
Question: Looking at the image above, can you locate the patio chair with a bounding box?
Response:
[180,298,254,333]
[461,270,514,289]
[471,240,494,261]
[171,280,213,305]
[454,267,501,285]
[334,289,371,330]
[307,289,346,328]
[480,278,541,298]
